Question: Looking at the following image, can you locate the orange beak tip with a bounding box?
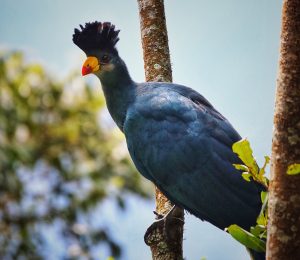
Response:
[82,66,92,76]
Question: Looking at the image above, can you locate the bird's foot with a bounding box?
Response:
[144,205,184,245]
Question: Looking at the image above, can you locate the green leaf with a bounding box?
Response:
[226,224,266,252]
[250,225,266,237]
[260,191,268,204]
[242,173,252,182]
[260,230,267,240]
[257,191,268,226]
[287,164,300,175]
[232,139,259,175]
[256,211,267,226]
[233,164,249,172]
[258,156,270,177]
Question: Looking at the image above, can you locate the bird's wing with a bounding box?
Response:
[124,84,263,230]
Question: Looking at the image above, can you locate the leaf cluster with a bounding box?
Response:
[227,139,269,253]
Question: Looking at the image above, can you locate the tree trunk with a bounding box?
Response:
[267,1,300,259]
[137,0,184,259]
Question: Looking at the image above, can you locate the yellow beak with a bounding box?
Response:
[82,57,100,76]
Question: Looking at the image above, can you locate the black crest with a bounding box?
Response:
[73,21,120,54]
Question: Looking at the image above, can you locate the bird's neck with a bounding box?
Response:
[98,58,136,131]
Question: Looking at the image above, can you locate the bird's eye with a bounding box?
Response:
[101,55,110,63]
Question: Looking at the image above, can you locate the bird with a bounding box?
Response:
[73,21,265,260]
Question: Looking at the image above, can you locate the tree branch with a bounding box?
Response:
[267,1,300,259]
[137,0,184,259]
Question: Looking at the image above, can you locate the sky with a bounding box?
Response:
[0,0,282,259]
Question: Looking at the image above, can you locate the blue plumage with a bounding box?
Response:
[73,21,265,260]
[125,83,262,230]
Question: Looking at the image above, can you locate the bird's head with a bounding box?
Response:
[73,21,120,77]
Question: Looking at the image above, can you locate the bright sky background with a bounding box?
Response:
[1,0,282,259]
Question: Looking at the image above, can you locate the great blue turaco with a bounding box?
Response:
[72,21,265,260]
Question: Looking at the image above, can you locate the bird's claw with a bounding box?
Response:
[144,206,184,245]
[153,210,164,219]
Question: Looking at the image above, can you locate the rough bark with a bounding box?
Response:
[137,0,184,259]
[267,1,300,259]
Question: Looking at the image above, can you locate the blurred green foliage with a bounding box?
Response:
[0,52,151,259]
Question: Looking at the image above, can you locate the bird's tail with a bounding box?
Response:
[247,248,265,260]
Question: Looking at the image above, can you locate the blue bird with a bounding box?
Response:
[73,21,265,260]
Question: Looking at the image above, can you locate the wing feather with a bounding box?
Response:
[124,84,263,230]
